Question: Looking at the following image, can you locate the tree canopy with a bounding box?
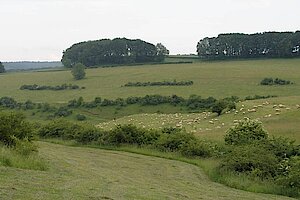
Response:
[0,62,5,73]
[62,38,168,67]
[197,31,300,60]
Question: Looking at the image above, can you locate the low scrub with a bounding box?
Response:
[123,80,194,87]
[0,112,46,171]
[260,78,293,86]
[20,83,83,91]
[220,119,300,197]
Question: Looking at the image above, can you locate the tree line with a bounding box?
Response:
[123,80,194,87]
[62,38,169,67]
[197,31,300,60]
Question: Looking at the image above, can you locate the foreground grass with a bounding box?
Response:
[0,145,47,171]
[0,142,293,200]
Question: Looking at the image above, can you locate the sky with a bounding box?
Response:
[0,0,299,61]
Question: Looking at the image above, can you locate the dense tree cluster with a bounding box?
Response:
[62,38,169,67]
[197,31,300,59]
[20,84,82,91]
[123,80,193,87]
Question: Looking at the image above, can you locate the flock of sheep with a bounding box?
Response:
[97,100,300,134]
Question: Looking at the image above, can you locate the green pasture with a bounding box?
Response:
[98,96,300,144]
[0,142,293,200]
[0,58,300,103]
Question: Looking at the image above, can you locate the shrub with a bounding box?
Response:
[220,144,278,179]
[276,156,300,190]
[180,140,214,158]
[54,106,72,117]
[75,125,104,144]
[224,119,268,145]
[76,114,87,121]
[38,119,82,140]
[262,136,300,159]
[0,112,34,146]
[102,124,160,146]
[156,130,195,151]
[0,97,17,109]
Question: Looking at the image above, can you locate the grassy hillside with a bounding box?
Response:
[0,142,293,200]
[0,58,300,103]
[97,96,300,144]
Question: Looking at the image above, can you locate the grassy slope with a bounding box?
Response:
[0,142,293,200]
[97,96,300,144]
[0,58,300,103]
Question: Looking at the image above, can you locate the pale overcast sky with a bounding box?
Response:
[0,0,299,61]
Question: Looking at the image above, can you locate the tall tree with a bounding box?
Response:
[71,63,86,80]
[156,43,169,56]
[0,62,5,73]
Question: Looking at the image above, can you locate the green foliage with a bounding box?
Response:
[76,114,87,121]
[211,100,228,116]
[71,63,86,80]
[0,112,34,146]
[180,139,215,158]
[197,31,300,59]
[62,38,166,67]
[276,156,300,191]
[221,144,278,179]
[54,106,72,117]
[0,61,5,73]
[224,119,268,145]
[75,125,104,144]
[102,124,160,146]
[124,80,193,87]
[244,94,277,100]
[20,83,81,91]
[260,77,293,85]
[38,119,81,140]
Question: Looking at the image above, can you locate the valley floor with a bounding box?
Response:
[0,142,294,200]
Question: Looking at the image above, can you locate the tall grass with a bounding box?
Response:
[0,145,47,171]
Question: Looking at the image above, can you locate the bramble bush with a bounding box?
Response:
[224,119,268,145]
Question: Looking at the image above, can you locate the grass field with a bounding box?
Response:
[97,96,300,143]
[1,58,300,103]
[0,142,294,200]
[1,58,300,199]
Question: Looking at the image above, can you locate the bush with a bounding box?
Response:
[276,156,300,190]
[221,144,278,179]
[224,119,268,145]
[102,124,160,146]
[180,140,214,158]
[38,119,82,140]
[75,125,104,144]
[0,112,34,146]
[156,130,195,151]
[54,106,72,117]
[76,114,87,121]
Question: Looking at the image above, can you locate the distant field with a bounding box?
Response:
[3,61,62,71]
[0,58,300,103]
[0,142,293,200]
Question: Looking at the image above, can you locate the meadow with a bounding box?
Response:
[1,58,300,199]
[1,58,300,103]
[0,142,293,200]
